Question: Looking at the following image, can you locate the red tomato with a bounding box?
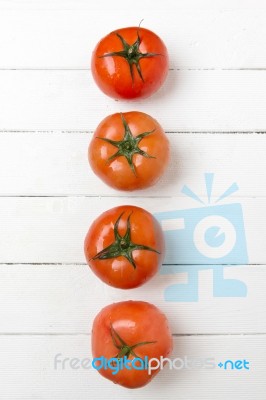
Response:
[92,301,173,388]
[89,111,170,191]
[84,205,164,289]
[91,26,169,99]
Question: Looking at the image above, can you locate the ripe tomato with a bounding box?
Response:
[84,205,164,289]
[91,25,169,99]
[92,301,173,388]
[89,111,170,191]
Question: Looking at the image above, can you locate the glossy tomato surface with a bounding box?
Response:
[91,26,169,99]
[89,111,170,191]
[84,205,164,289]
[92,301,173,388]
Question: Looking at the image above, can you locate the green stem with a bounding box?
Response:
[97,113,156,175]
[99,26,162,83]
[91,211,160,270]
[110,324,156,360]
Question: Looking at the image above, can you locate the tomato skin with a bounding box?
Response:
[91,26,169,99]
[92,301,173,388]
[84,205,164,289]
[89,111,170,191]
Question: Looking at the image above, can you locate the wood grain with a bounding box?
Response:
[0,131,265,196]
[0,334,264,399]
[0,264,265,334]
[0,1,265,398]
[0,2,266,69]
[0,70,266,131]
[0,196,263,263]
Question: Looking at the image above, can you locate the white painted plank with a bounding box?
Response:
[0,70,266,130]
[0,334,264,399]
[0,2,266,69]
[1,0,265,11]
[0,196,263,263]
[0,131,265,196]
[0,1,265,398]
[0,264,265,334]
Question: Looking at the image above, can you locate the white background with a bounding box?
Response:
[0,0,266,399]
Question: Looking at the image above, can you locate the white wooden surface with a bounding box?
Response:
[1,0,266,399]
[1,70,266,131]
[0,335,265,400]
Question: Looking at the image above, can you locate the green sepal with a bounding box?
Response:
[97,113,156,175]
[110,324,156,361]
[92,212,160,269]
[99,26,161,82]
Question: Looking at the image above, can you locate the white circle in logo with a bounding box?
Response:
[193,215,236,259]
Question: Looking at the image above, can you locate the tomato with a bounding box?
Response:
[92,300,173,388]
[84,205,164,289]
[91,25,169,99]
[89,111,170,191]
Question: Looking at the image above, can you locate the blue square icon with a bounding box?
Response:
[153,174,248,302]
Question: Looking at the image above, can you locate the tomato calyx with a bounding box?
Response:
[97,113,156,175]
[99,27,161,82]
[110,324,156,360]
[91,212,160,269]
